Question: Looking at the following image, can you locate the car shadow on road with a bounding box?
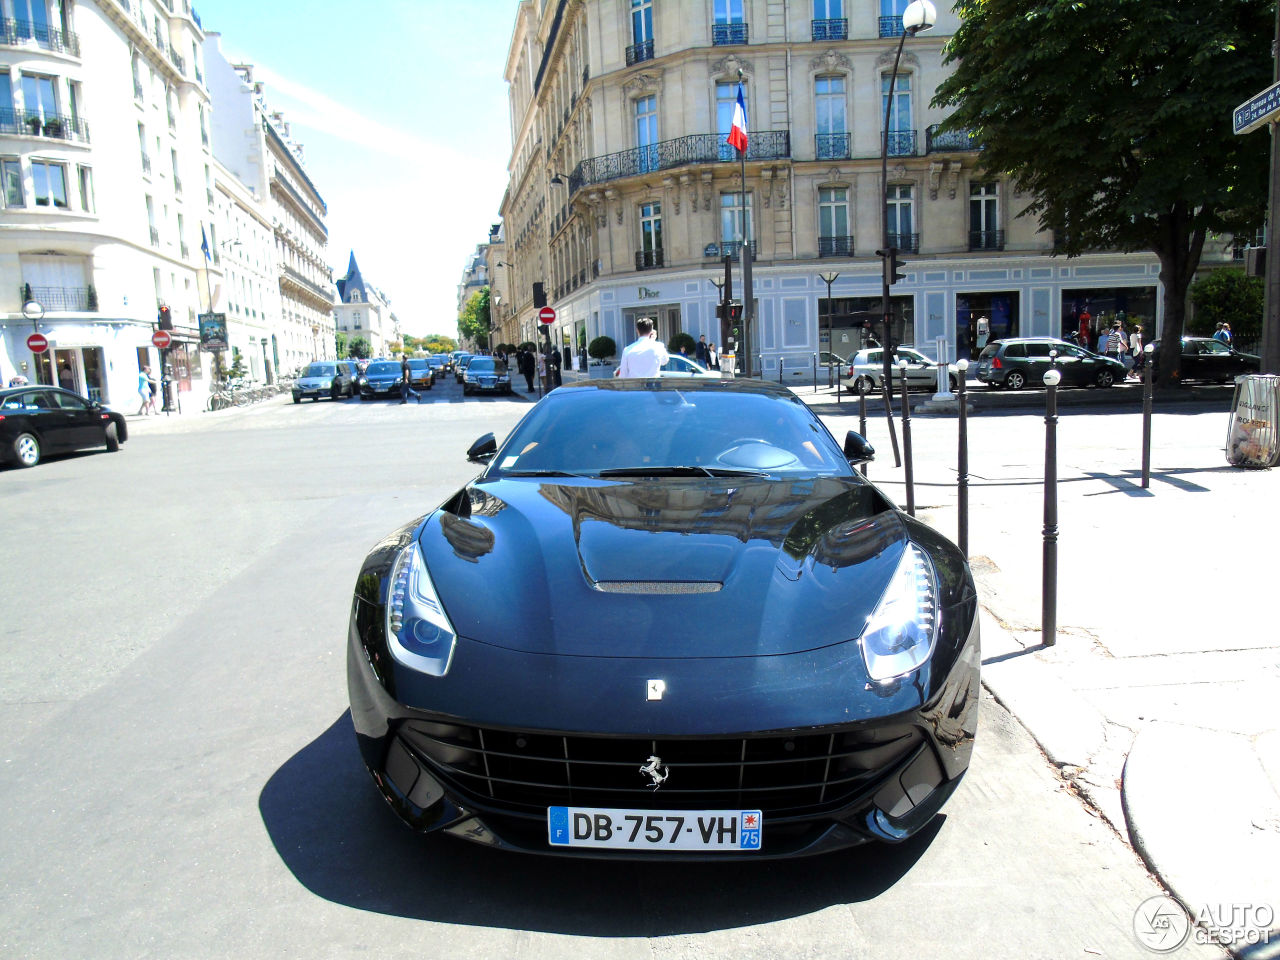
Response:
[259,711,941,935]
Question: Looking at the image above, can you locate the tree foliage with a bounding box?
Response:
[588,336,617,361]
[1189,269,1264,343]
[346,335,372,359]
[933,0,1271,385]
[458,288,491,350]
[668,332,696,355]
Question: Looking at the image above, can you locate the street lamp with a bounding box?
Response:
[818,272,840,387]
[878,0,936,464]
[549,172,570,186]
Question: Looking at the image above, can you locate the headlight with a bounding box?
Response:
[358,377,367,386]
[859,543,938,681]
[385,542,457,676]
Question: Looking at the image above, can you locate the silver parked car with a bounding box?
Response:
[842,347,960,395]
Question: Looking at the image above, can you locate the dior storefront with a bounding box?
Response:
[541,254,1165,380]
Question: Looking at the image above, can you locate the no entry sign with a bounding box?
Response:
[152,330,172,349]
[26,333,48,354]
[538,306,557,325]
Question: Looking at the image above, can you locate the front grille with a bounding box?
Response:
[398,720,922,819]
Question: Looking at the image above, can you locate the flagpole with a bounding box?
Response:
[200,226,222,383]
[733,71,752,379]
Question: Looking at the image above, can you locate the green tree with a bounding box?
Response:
[422,334,458,354]
[934,0,1271,386]
[1189,269,1264,344]
[668,332,696,356]
[347,335,372,359]
[335,331,349,359]
[588,336,616,361]
[458,288,491,351]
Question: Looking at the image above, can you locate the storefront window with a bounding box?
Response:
[956,292,1019,360]
[1061,287,1156,351]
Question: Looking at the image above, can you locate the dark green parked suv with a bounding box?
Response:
[975,338,1127,390]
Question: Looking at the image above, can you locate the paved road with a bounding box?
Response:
[0,377,1222,959]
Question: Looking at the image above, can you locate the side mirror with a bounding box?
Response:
[843,431,875,465]
[467,433,497,464]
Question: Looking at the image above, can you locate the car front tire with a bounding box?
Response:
[105,423,120,452]
[13,432,40,467]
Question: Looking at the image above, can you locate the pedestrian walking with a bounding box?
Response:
[537,350,548,393]
[1214,322,1233,346]
[399,354,421,404]
[707,341,720,371]
[695,335,709,367]
[549,347,562,388]
[1128,324,1144,379]
[58,361,75,391]
[518,349,535,391]
[615,317,669,378]
[1104,320,1125,360]
[137,366,153,415]
[145,368,159,414]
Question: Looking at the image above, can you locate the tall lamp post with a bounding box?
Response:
[879,0,936,460]
[818,272,840,387]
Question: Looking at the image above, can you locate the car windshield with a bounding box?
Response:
[491,384,852,478]
[303,363,335,377]
[366,361,399,376]
[407,359,429,369]
[468,357,497,372]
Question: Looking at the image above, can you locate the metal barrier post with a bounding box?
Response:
[858,388,868,476]
[1141,343,1154,488]
[899,361,915,516]
[813,353,818,393]
[1042,367,1061,646]
[779,356,784,384]
[956,359,969,556]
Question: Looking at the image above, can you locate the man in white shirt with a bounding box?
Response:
[615,318,669,378]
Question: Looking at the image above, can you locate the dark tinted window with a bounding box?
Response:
[303,363,335,377]
[1002,343,1026,358]
[978,344,1000,360]
[51,392,89,410]
[1024,343,1054,358]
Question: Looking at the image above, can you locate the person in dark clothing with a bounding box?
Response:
[399,354,421,404]
[548,347,562,387]
[695,335,709,367]
[518,349,535,391]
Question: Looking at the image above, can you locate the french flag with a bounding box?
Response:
[726,84,748,153]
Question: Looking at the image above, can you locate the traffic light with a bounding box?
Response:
[157,305,172,330]
[877,248,908,286]
[727,300,743,322]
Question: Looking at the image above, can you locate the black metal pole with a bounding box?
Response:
[858,388,868,477]
[957,364,969,556]
[879,28,909,470]
[1042,372,1059,646]
[899,363,915,516]
[1141,346,1153,488]
[813,354,818,394]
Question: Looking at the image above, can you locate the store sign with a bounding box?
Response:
[198,312,228,351]
[638,287,660,299]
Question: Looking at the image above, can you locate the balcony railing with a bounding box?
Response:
[712,22,748,45]
[626,38,654,65]
[635,248,664,271]
[886,131,917,157]
[206,188,214,207]
[141,154,152,175]
[4,110,91,143]
[174,175,182,193]
[134,79,145,101]
[815,133,850,160]
[704,240,758,261]
[879,16,905,38]
[569,130,790,193]
[811,18,847,41]
[167,112,176,131]
[969,229,1005,251]
[149,226,161,247]
[887,232,920,254]
[926,124,980,153]
[1,18,80,56]
[169,50,186,74]
[180,242,190,259]
[818,235,855,258]
[18,285,92,311]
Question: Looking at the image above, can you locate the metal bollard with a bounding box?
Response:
[881,376,902,468]
[956,359,969,556]
[1042,368,1061,646]
[779,356,784,384]
[898,361,915,516]
[858,388,868,476]
[813,354,818,394]
[1141,343,1155,488]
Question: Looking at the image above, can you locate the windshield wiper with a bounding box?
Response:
[503,469,587,478]
[598,465,769,478]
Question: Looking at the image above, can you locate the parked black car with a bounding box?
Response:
[462,356,512,395]
[292,361,358,402]
[359,360,403,400]
[1151,337,1260,383]
[975,338,1127,390]
[1,386,127,468]
[347,378,979,859]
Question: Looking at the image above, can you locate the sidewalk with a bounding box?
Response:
[803,387,1280,955]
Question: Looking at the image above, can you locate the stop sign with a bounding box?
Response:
[26,333,48,354]
[538,306,557,325]
[152,330,172,349]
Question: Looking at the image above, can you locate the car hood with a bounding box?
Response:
[419,475,909,659]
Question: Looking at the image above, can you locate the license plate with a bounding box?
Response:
[547,807,762,851]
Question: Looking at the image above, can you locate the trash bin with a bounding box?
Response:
[721,352,736,378]
[1226,374,1280,468]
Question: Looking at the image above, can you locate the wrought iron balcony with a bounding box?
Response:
[815,133,850,160]
[879,16,905,38]
[886,131,917,157]
[635,248,664,271]
[206,188,214,207]
[149,227,161,247]
[626,38,654,65]
[169,50,186,74]
[704,240,757,261]
[135,79,145,101]
[180,242,189,259]
[141,153,152,175]
[10,110,91,143]
[569,130,790,193]
[811,18,847,41]
[712,22,748,45]
[818,235,855,258]
[174,175,183,193]
[969,230,1005,251]
[17,285,92,311]
[1,18,80,56]
[888,232,920,254]
[926,124,980,153]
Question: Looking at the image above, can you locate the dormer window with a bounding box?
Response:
[349,290,363,303]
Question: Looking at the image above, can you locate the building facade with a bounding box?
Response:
[497,0,1236,379]
[334,251,392,357]
[1,0,218,405]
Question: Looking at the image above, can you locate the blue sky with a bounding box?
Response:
[197,0,516,337]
